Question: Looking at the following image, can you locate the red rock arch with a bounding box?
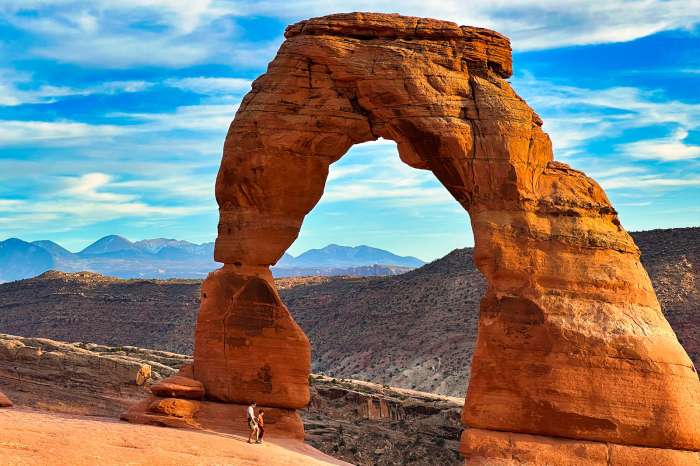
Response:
[194,13,700,463]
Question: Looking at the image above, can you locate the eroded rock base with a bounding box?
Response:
[194,267,311,409]
[461,428,700,466]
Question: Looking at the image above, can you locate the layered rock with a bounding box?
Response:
[0,333,166,415]
[462,429,700,466]
[121,358,306,440]
[204,11,700,463]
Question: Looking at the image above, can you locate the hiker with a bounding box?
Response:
[256,409,265,443]
[247,401,259,443]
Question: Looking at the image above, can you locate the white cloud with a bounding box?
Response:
[165,77,252,96]
[226,0,700,50]
[112,103,237,132]
[62,172,136,202]
[0,170,210,234]
[1,1,698,69]
[0,199,24,209]
[321,140,458,206]
[0,120,124,146]
[513,76,700,163]
[0,69,152,106]
[619,128,700,161]
[600,175,700,190]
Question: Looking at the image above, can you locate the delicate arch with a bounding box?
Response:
[194,12,700,461]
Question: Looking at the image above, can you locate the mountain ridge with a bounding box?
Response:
[0,236,425,281]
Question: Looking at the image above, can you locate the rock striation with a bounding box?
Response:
[0,333,179,416]
[200,11,700,463]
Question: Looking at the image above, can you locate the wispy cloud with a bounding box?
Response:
[112,103,237,132]
[322,141,458,207]
[514,76,700,163]
[0,120,124,146]
[1,0,698,71]
[619,128,700,161]
[600,175,700,190]
[165,77,252,95]
[0,69,152,106]
[0,171,210,234]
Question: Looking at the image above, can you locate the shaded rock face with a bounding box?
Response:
[199,11,700,461]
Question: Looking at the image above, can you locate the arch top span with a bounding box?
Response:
[194,12,700,463]
[215,12,550,267]
[284,12,513,79]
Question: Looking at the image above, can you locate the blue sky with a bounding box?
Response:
[0,1,698,261]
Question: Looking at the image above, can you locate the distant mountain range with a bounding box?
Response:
[0,235,425,282]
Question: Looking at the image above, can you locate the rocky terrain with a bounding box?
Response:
[0,333,462,465]
[0,271,201,355]
[0,228,697,399]
[634,227,699,365]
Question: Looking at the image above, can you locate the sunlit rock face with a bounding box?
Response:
[199,12,699,463]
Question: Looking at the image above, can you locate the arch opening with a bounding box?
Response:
[281,138,473,263]
[278,137,479,397]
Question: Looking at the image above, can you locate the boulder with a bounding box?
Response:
[151,375,204,400]
[148,398,199,418]
[0,390,12,407]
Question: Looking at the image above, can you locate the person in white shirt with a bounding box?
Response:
[247,401,260,443]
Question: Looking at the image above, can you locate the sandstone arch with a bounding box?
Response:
[194,13,699,463]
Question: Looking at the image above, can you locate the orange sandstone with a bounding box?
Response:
[0,390,12,407]
[126,12,700,463]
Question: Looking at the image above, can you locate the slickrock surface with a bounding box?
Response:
[208,10,699,459]
[0,408,348,466]
[0,334,465,465]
